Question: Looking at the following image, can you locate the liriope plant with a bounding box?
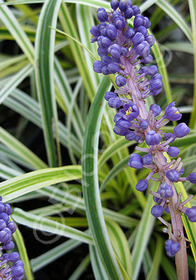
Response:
[0,0,196,279]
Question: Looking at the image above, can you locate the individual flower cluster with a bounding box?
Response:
[91,0,196,258]
[0,197,24,279]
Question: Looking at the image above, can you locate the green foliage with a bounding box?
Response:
[0,0,196,279]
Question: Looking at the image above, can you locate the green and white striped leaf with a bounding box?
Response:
[35,0,62,166]
[13,208,93,244]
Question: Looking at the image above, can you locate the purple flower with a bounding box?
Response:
[108,97,123,109]
[150,104,161,116]
[187,172,196,184]
[165,239,180,257]
[111,0,119,10]
[93,60,103,73]
[136,179,148,191]
[128,153,143,169]
[142,154,153,165]
[116,75,127,87]
[97,8,108,22]
[174,123,190,138]
[167,146,180,157]
[151,205,163,217]
[165,102,182,121]
[145,130,161,146]
[159,183,173,198]
[140,120,149,130]
[166,169,180,182]
[185,206,196,222]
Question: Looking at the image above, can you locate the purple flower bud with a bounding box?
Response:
[0,219,6,231]
[90,26,100,37]
[141,54,153,64]
[164,205,170,213]
[142,153,153,165]
[140,120,149,130]
[150,78,163,91]
[185,206,196,222]
[135,41,150,57]
[113,126,129,136]
[136,179,148,191]
[98,36,111,48]
[102,65,110,75]
[0,228,12,244]
[104,92,117,101]
[101,55,112,65]
[145,130,161,146]
[146,65,158,76]
[108,44,121,59]
[115,19,126,30]
[187,173,196,184]
[145,34,155,46]
[143,16,151,28]
[12,266,25,277]
[7,252,20,263]
[132,5,140,15]
[134,15,144,27]
[128,153,143,169]
[150,104,161,116]
[0,202,5,213]
[0,213,9,224]
[125,131,136,141]
[125,27,135,39]
[132,32,145,46]
[4,203,13,215]
[97,8,108,22]
[111,0,119,10]
[165,239,180,257]
[124,7,134,19]
[108,63,120,74]
[116,75,127,87]
[135,26,148,36]
[116,119,131,129]
[97,47,108,57]
[167,146,180,157]
[153,190,163,204]
[151,205,163,217]
[121,47,128,56]
[3,241,15,251]
[106,24,117,40]
[93,61,103,73]
[108,97,124,109]
[165,102,182,121]
[119,0,127,12]
[159,183,173,198]
[174,123,190,138]
[166,169,180,182]
[8,221,17,233]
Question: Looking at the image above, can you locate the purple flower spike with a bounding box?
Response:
[167,146,180,157]
[174,123,190,138]
[145,130,161,146]
[165,102,182,121]
[136,179,148,191]
[187,173,196,184]
[159,183,173,198]
[150,104,161,116]
[116,75,127,87]
[128,153,143,169]
[185,206,196,222]
[142,154,153,165]
[166,169,180,182]
[151,205,163,217]
[165,239,181,257]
